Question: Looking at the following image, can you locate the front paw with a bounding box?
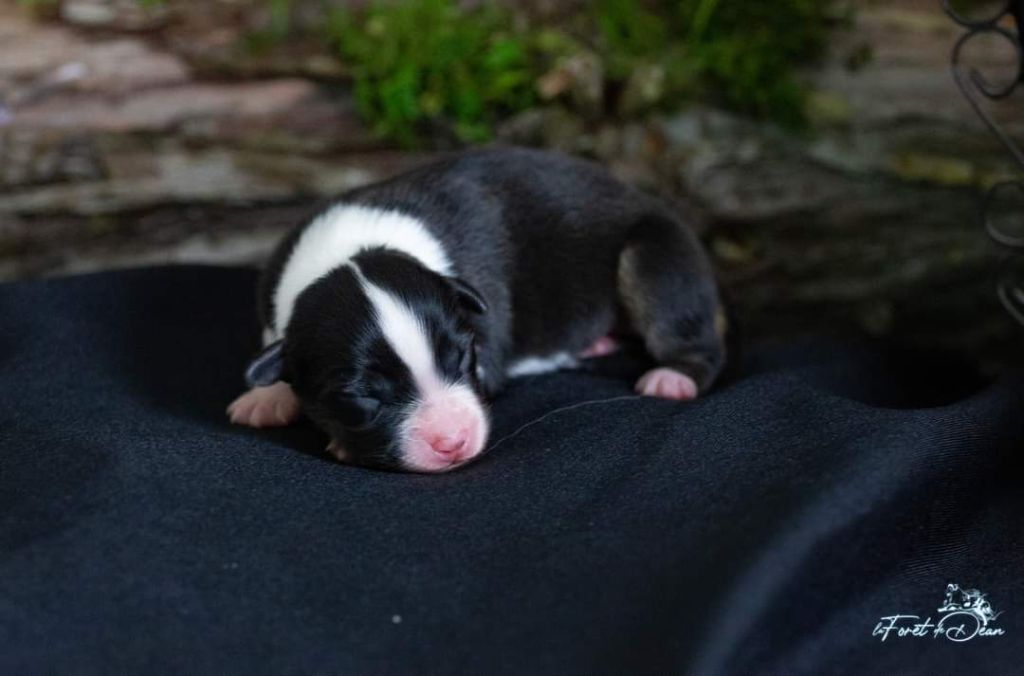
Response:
[635,368,698,401]
[227,382,300,427]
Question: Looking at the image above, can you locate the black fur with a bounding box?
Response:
[252,147,725,470]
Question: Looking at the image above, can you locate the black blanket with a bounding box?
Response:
[1,266,1022,675]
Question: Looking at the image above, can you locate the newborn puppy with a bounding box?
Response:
[228,148,726,472]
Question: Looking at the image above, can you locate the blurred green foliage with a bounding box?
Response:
[704,1,839,126]
[328,0,843,146]
[17,0,845,144]
[21,0,842,145]
[327,0,537,146]
[592,0,844,126]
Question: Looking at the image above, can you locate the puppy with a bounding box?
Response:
[228,148,726,472]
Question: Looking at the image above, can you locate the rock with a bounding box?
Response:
[617,63,666,117]
[0,130,107,188]
[60,0,169,31]
[0,151,434,279]
[536,50,604,119]
[0,148,430,216]
[0,8,189,105]
[11,79,314,132]
[60,0,119,27]
[805,90,854,128]
[495,108,544,145]
[496,106,592,153]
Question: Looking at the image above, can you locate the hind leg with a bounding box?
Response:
[579,335,620,359]
[635,367,699,400]
[618,214,727,399]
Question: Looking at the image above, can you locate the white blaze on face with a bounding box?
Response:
[355,269,489,473]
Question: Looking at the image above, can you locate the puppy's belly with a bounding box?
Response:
[506,352,578,378]
[506,336,621,378]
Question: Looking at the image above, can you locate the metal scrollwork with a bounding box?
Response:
[942,0,1024,323]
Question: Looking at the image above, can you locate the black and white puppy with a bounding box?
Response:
[228,148,726,473]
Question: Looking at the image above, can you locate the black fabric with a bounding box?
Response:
[1,266,1022,675]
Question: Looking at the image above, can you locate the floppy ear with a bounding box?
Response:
[245,340,285,388]
[447,277,488,314]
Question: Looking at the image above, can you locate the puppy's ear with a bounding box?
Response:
[245,340,285,388]
[447,277,488,314]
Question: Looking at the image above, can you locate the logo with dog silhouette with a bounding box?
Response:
[872,584,1006,642]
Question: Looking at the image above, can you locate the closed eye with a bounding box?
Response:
[334,395,382,430]
[440,343,475,381]
[459,347,474,373]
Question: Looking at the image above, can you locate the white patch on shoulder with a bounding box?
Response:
[271,204,452,336]
[506,353,579,378]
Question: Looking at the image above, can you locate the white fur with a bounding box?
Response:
[399,381,489,472]
[271,204,452,337]
[354,266,489,470]
[506,353,579,378]
[356,268,442,396]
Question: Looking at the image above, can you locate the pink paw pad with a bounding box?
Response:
[635,368,698,401]
[227,382,300,428]
[579,336,620,359]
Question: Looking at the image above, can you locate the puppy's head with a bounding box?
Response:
[247,250,490,473]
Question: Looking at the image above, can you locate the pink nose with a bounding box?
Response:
[429,430,469,458]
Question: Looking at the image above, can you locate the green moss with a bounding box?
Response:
[805,91,854,127]
[327,0,538,147]
[324,0,847,146]
[593,0,836,127]
[20,0,846,144]
[889,153,977,186]
[17,0,61,20]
